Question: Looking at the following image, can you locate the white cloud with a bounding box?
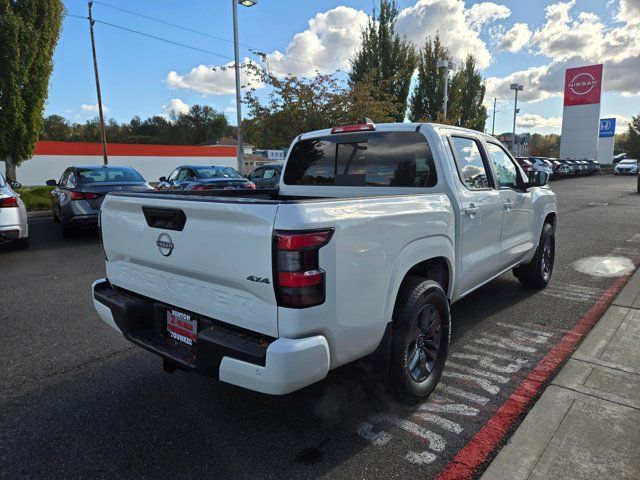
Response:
[162,98,190,116]
[396,0,507,69]
[498,23,532,53]
[465,2,511,31]
[487,0,640,102]
[517,113,562,129]
[81,103,108,113]
[617,0,640,26]
[266,6,369,77]
[166,58,264,95]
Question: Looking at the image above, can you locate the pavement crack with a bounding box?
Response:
[3,347,136,394]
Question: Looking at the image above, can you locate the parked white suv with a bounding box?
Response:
[92,122,557,402]
[529,157,554,177]
[0,174,28,248]
[614,159,638,175]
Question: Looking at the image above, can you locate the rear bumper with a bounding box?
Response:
[0,224,27,243]
[67,213,99,228]
[91,279,330,395]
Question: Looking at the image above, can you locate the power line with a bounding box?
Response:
[94,19,236,61]
[92,0,340,73]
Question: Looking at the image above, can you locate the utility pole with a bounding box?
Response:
[491,97,496,136]
[436,60,454,120]
[88,1,108,165]
[232,0,244,173]
[510,83,523,155]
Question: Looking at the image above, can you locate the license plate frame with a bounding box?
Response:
[165,309,198,347]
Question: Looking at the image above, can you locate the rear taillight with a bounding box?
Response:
[70,191,100,200]
[274,229,333,308]
[244,182,256,189]
[190,184,213,191]
[0,196,18,208]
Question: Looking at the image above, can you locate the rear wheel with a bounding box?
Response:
[14,237,29,249]
[61,219,74,238]
[514,223,555,289]
[389,278,450,404]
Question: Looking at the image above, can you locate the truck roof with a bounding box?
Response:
[296,122,494,143]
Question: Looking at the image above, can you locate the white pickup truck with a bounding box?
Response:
[93,121,557,402]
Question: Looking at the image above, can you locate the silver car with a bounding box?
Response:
[46,165,154,237]
[0,174,28,248]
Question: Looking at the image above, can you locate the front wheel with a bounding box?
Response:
[514,223,555,289]
[389,278,450,404]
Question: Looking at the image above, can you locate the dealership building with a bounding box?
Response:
[1,141,279,185]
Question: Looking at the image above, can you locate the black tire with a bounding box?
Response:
[636,176,639,193]
[14,237,29,249]
[389,278,450,404]
[513,223,555,289]
[53,208,61,223]
[61,219,74,238]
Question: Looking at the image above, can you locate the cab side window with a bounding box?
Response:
[168,169,180,182]
[177,169,191,181]
[63,171,76,189]
[486,143,520,189]
[263,167,277,179]
[449,136,491,190]
[249,167,265,180]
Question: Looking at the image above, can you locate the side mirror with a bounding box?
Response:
[46,179,57,187]
[9,180,22,190]
[159,176,167,183]
[528,170,549,187]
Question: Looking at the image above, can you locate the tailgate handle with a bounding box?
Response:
[142,207,186,231]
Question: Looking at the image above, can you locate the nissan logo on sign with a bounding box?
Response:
[563,64,603,107]
[568,72,598,96]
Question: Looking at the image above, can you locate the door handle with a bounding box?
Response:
[504,200,512,211]
[464,204,479,215]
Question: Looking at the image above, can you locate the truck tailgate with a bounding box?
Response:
[100,194,280,337]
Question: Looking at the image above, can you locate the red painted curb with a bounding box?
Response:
[435,272,634,480]
[33,141,237,157]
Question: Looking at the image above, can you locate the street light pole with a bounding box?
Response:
[88,1,108,165]
[436,60,453,120]
[231,0,244,173]
[491,97,496,136]
[510,83,523,155]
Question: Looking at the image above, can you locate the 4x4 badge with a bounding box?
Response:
[247,276,270,284]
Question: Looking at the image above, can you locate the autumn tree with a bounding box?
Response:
[0,0,64,180]
[349,0,417,121]
[447,55,488,131]
[409,34,450,122]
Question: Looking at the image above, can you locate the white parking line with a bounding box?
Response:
[495,322,553,337]
[474,335,537,353]
[451,353,524,374]
[370,414,446,452]
[422,396,481,415]
[413,412,463,434]
[406,450,438,465]
[462,344,531,364]
[438,383,490,405]
[446,362,510,383]
[357,422,393,446]
[442,371,501,395]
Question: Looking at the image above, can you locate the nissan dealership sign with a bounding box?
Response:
[564,64,603,107]
[559,64,604,161]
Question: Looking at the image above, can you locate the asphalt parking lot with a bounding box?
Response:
[1,174,639,480]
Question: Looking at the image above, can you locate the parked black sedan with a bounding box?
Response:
[158,165,255,191]
[246,164,283,189]
[46,165,153,236]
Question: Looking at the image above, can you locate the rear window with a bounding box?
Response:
[193,166,243,179]
[76,167,145,184]
[283,131,437,188]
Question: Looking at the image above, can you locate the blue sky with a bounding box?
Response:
[46,0,640,136]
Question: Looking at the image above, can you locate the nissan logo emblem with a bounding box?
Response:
[156,233,174,256]
[568,72,597,96]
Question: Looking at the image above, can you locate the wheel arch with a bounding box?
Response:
[384,235,454,324]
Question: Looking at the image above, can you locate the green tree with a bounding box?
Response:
[242,62,399,149]
[349,0,417,122]
[447,55,488,131]
[624,114,640,158]
[530,133,560,157]
[0,0,64,180]
[409,34,450,122]
[40,114,71,141]
[171,105,229,145]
